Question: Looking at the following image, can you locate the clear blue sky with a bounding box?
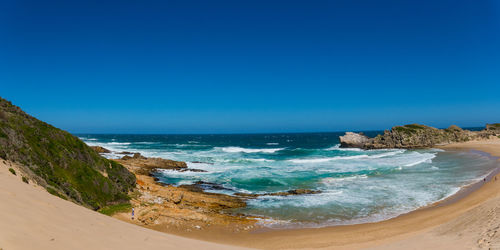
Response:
[1,0,499,133]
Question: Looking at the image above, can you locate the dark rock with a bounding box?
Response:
[179,181,232,192]
[117,151,134,154]
[191,161,214,165]
[234,189,321,198]
[176,168,207,172]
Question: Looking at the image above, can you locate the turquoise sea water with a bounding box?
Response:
[78,133,498,228]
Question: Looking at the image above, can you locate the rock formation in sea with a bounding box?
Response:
[339,132,370,148]
[115,153,189,175]
[234,189,321,198]
[90,146,111,153]
[340,123,500,149]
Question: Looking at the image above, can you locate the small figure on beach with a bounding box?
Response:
[483,178,486,182]
[131,208,135,220]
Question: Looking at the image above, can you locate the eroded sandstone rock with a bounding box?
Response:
[339,132,370,148]
[115,153,188,175]
[90,146,111,153]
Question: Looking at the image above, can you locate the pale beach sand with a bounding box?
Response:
[0,160,249,250]
[1,138,500,249]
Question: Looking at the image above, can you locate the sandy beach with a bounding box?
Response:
[0,160,249,250]
[1,138,500,250]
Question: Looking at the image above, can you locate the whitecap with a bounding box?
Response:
[106,142,131,145]
[321,175,368,184]
[369,150,405,158]
[325,144,362,151]
[246,158,275,162]
[289,155,369,163]
[266,142,280,145]
[218,147,284,153]
[403,154,435,167]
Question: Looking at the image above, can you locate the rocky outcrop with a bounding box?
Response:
[120,164,255,231]
[340,123,500,149]
[90,146,111,153]
[115,153,188,175]
[486,123,500,133]
[339,132,370,148]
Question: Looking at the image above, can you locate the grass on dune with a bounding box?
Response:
[98,203,132,216]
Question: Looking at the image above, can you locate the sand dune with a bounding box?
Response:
[0,160,249,250]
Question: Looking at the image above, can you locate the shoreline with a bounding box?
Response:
[252,149,500,232]
[2,138,500,249]
[132,138,500,249]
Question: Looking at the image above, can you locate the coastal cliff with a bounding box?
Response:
[340,124,500,149]
[0,97,136,209]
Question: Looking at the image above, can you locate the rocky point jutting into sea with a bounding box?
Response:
[339,123,500,149]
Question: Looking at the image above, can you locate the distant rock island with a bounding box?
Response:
[340,124,500,149]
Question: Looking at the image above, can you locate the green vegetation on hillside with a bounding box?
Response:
[0,97,136,209]
[393,124,427,134]
[98,203,132,216]
[487,123,500,129]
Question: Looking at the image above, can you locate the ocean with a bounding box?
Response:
[78,132,498,228]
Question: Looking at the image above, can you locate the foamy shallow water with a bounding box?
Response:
[78,133,498,228]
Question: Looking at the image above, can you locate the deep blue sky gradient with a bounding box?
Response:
[1,0,499,133]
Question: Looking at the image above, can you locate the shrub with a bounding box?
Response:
[98,203,132,216]
[46,187,68,200]
[8,168,16,175]
[22,176,29,184]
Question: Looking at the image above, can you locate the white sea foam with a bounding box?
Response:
[289,150,405,164]
[369,150,405,158]
[247,158,275,162]
[403,153,436,167]
[250,190,344,208]
[106,142,131,145]
[326,144,362,151]
[321,175,368,184]
[289,155,370,163]
[219,147,284,153]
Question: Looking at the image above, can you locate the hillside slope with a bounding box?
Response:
[0,97,135,209]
